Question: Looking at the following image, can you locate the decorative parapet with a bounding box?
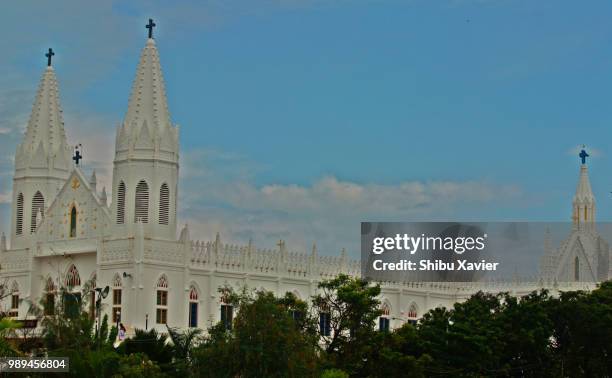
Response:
[101,238,184,264]
[145,239,183,264]
[190,237,360,279]
[189,235,598,295]
[0,248,31,271]
[101,238,133,262]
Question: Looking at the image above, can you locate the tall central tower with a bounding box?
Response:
[111,20,179,240]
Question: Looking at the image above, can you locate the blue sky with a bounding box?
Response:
[1,0,612,256]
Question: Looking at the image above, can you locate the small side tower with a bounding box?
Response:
[11,49,72,249]
[572,148,595,231]
[111,19,179,240]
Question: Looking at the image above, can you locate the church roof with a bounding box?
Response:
[124,38,172,134]
[17,66,71,171]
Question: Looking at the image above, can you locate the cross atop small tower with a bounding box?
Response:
[579,146,589,165]
[146,18,156,39]
[45,48,54,67]
[73,144,83,166]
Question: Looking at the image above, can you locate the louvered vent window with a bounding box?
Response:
[116,182,126,224]
[135,180,149,223]
[159,184,169,225]
[31,191,44,233]
[16,193,24,235]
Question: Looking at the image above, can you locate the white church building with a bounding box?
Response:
[0,22,608,333]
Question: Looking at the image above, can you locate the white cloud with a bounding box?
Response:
[0,192,11,204]
[179,149,523,257]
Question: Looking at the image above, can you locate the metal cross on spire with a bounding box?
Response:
[45,48,54,66]
[146,18,156,39]
[579,145,589,165]
[73,144,83,166]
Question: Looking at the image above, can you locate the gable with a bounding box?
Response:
[34,169,111,242]
[555,233,597,282]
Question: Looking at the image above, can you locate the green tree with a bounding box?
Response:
[547,281,612,377]
[166,326,203,375]
[495,290,555,376]
[193,287,319,377]
[115,352,165,378]
[118,328,174,371]
[311,274,382,375]
[0,317,21,357]
[192,322,234,378]
[363,323,430,377]
[418,292,505,375]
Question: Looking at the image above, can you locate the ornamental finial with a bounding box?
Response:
[579,145,589,165]
[45,48,54,66]
[146,18,156,39]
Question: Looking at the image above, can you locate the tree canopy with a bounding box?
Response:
[1,277,611,377]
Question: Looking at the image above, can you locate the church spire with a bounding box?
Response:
[111,20,179,241]
[123,22,172,136]
[572,147,595,228]
[15,49,71,174]
[115,19,178,159]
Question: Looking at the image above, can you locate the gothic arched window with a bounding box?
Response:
[63,265,82,318]
[159,183,170,225]
[45,277,56,292]
[319,310,330,336]
[69,205,77,238]
[113,273,123,323]
[65,264,81,288]
[135,180,149,223]
[574,256,580,281]
[407,303,418,326]
[407,303,418,319]
[16,193,24,235]
[221,302,233,331]
[379,303,391,332]
[156,275,168,324]
[9,281,19,318]
[113,273,123,288]
[31,191,44,233]
[188,286,198,328]
[116,181,126,225]
[44,277,56,316]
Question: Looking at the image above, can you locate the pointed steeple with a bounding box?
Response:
[16,63,71,174]
[11,51,72,248]
[124,38,172,135]
[115,26,179,160]
[100,186,108,206]
[574,165,594,203]
[572,149,595,227]
[90,170,97,192]
[111,20,180,241]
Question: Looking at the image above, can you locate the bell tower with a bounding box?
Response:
[11,48,72,249]
[111,19,179,240]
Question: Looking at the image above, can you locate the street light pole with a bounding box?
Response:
[95,286,110,350]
